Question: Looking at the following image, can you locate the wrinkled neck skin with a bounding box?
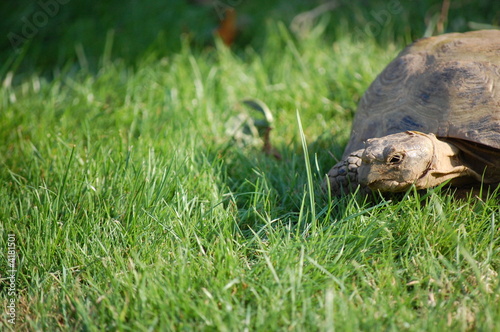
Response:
[414,134,471,189]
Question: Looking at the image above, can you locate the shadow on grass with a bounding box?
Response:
[201,127,374,232]
[207,122,500,238]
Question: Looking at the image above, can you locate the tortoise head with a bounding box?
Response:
[357,131,469,192]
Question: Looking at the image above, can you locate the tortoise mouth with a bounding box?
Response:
[366,179,413,192]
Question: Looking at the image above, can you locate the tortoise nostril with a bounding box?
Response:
[361,152,375,163]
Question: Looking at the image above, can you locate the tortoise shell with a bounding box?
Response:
[343,30,500,161]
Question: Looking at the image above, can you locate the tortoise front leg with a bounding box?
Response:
[325,149,369,196]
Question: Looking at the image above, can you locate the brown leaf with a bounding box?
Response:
[216,8,237,46]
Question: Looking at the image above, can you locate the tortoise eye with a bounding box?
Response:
[388,154,404,164]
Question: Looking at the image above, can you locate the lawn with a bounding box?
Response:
[1,0,499,331]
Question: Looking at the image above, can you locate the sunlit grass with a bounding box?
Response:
[1,16,499,332]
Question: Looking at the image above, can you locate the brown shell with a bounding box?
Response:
[343,30,500,158]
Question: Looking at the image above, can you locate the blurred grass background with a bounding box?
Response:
[1,0,499,77]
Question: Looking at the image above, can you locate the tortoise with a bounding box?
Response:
[326,30,500,196]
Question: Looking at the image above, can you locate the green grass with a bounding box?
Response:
[1,1,500,331]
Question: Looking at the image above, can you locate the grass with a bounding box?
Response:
[1,1,500,331]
